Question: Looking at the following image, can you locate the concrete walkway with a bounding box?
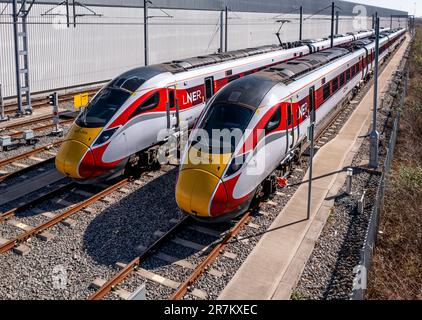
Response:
[218,35,410,300]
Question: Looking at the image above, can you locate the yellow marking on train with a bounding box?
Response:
[181,146,231,178]
[55,125,102,178]
[55,140,88,178]
[64,124,102,147]
[176,169,221,217]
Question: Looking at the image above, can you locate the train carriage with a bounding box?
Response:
[175,28,406,222]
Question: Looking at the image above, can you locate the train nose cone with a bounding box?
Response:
[176,169,228,218]
[55,140,95,179]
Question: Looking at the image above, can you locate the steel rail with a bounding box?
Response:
[9,119,74,139]
[0,181,76,223]
[0,178,130,254]
[170,212,252,300]
[88,215,191,300]
[0,141,62,167]
[2,88,98,115]
[0,157,54,184]
[0,112,74,132]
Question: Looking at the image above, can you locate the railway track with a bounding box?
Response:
[0,178,130,255]
[0,142,62,184]
[88,207,252,300]
[6,119,74,140]
[0,112,73,133]
[2,88,99,117]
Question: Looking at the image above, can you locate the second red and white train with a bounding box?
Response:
[175,28,406,222]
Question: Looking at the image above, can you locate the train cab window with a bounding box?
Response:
[265,107,281,134]
[323,83,331,101]
[204,77,214,101]
[197,103,254,153]
[129,92,160,119]
[76,87,131,128]
[332,77,339,93]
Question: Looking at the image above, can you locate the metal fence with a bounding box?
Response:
[350,51,411,300]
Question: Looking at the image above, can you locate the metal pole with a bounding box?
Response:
[307,87,316,221]
[369,16,380,169]
[220,10,224,53]
[66,0,70,28]
[144,0,149,66]
[330,2,335,48]
[390,15,393,29]
[225,6,228,52]
[0,84,7,121]
[335,11,339,35]
[72,0,76,27]
[299,6,303,41]
[21,3,32,114]
[12,0,23,115]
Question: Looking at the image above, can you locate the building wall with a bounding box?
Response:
[0,1,408,98]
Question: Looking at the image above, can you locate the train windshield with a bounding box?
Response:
[193,103,254,153]
[76,87,131,128]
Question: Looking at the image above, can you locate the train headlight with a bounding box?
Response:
[93,127,118,147]
[224,152,249,178]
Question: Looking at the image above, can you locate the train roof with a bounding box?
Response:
[155,43,303,74]
[258,47,350,85]
[107,66,164,92]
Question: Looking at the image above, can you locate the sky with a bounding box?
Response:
[351,0,422,17]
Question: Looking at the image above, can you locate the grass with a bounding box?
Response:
[366,26,422,300]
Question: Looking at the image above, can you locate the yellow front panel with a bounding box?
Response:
[55,140,89,178]
[55,124,102,178]
[176,169,220,217]
[181,146,232,178]
[65,124,102,147]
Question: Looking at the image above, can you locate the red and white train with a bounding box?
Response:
[175,28,406,222]
[55,30,377,181]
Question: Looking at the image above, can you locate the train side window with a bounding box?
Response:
[346,69,351,82]
[332,77,339,93]
[265,107,281,134]
[129,92,160,119]
[204,77,214,101]
[340,74,345,87]
[323,83,331,101]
